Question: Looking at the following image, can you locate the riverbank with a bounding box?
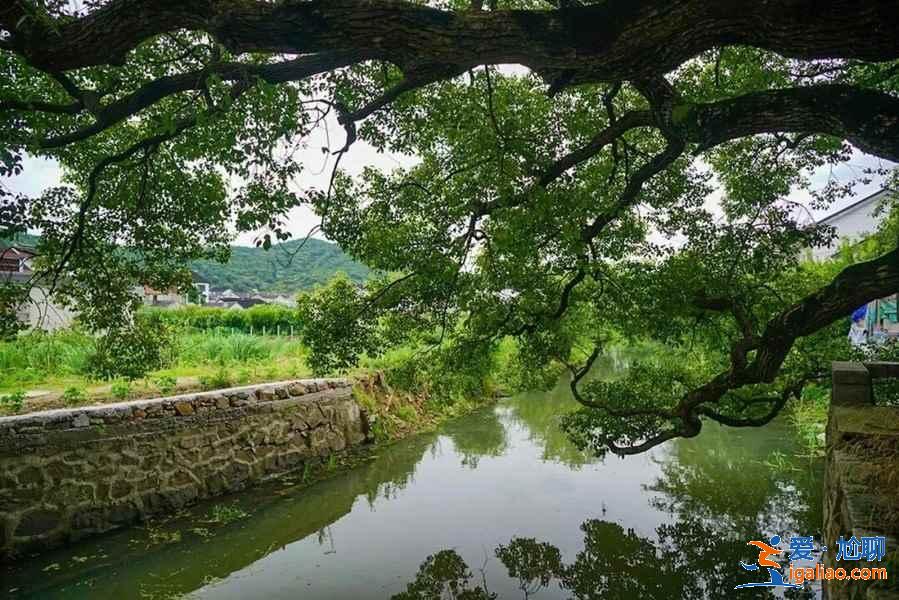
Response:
[2,381,824,600]
[0,369,497,561]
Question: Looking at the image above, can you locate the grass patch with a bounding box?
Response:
[787,384,829,455]
[205,504,248,525]
[0,328,314,413]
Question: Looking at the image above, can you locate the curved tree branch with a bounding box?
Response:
[685,84,899,162]
[4,1,898,76]
[539,110,653,186]
[26,52,365,148]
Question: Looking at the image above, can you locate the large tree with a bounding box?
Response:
[1,0,898,454]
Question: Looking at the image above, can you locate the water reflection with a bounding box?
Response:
[4,374,822,600]
[442,409,508,469]
[4,431,440,599]
[393,417,822,600]
[394,515,820,600]
[503,384,593,469]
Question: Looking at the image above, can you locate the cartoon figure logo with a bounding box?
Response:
[734,535,801,589]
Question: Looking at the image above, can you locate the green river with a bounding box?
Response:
[3,370,823,599]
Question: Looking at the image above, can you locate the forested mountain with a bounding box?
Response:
[1,232,39,247]
[191,239,370,292]
[3,234,369,292]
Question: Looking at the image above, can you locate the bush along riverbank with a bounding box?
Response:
[281,369,501,500]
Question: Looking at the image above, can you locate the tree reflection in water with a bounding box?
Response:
[395,419,822,600]
[442,409,509,469]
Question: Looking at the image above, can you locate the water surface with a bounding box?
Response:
[4,377,823,599]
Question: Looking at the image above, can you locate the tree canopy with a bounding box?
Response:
[1,0,898,455]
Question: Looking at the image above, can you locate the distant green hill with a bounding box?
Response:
[191,238,370,292]
[1,232,39,248]
[3,233,369,292]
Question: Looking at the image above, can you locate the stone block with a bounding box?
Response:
[174,401,195,416]
[863,361,899,380]
[15,507,62,537]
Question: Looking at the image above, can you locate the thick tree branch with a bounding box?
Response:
[685,84,899,162]
[540,84,899,192]
[3,1,898,76]
[680,243,899,425]
[579,244,899,454]
[25,52,364,148]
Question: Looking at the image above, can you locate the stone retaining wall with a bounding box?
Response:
[0,378,367,560]
[824,362,899,600]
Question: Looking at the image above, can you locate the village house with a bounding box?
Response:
[2,241,212,330]
[0,241,76,331]
[812,187,899,342]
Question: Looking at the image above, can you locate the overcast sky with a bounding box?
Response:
[6,121,893,248]
[7,113,416,246]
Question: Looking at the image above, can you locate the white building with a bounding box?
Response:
[808,188,894,261]
[2,243,76,331]
[810,187,898,341]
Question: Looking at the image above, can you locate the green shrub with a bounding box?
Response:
[110,381,132,400]
[61,386,87,406]
[86,313,174,380]
[199,368,232,391]
[154,375,177,395]
[0,390,25,413]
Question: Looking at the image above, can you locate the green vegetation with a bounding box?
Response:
[87,313,175,380]
[3,233,369,295]
[60,386,87,406]
[110,380,132,401]
[145,304,301,334]
[787,384,830,455]
[0,390,25,413]
[0,327,314,412]
[190,238,369,292]
[2,1,898,459]
[205,504,249,525]
[154,375,177,395]
[197,368,233,391]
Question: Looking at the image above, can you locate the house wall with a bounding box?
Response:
[22,286,76,331]
[810,189,892,261]
[0,378,367,560]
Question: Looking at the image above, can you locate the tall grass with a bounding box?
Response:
[0,330,95,388]
[176,332,272,365]
[0,327,311,395]
[787,383,830,454]
[174,330,309,365]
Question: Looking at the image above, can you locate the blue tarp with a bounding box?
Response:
[851,304,867,322]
